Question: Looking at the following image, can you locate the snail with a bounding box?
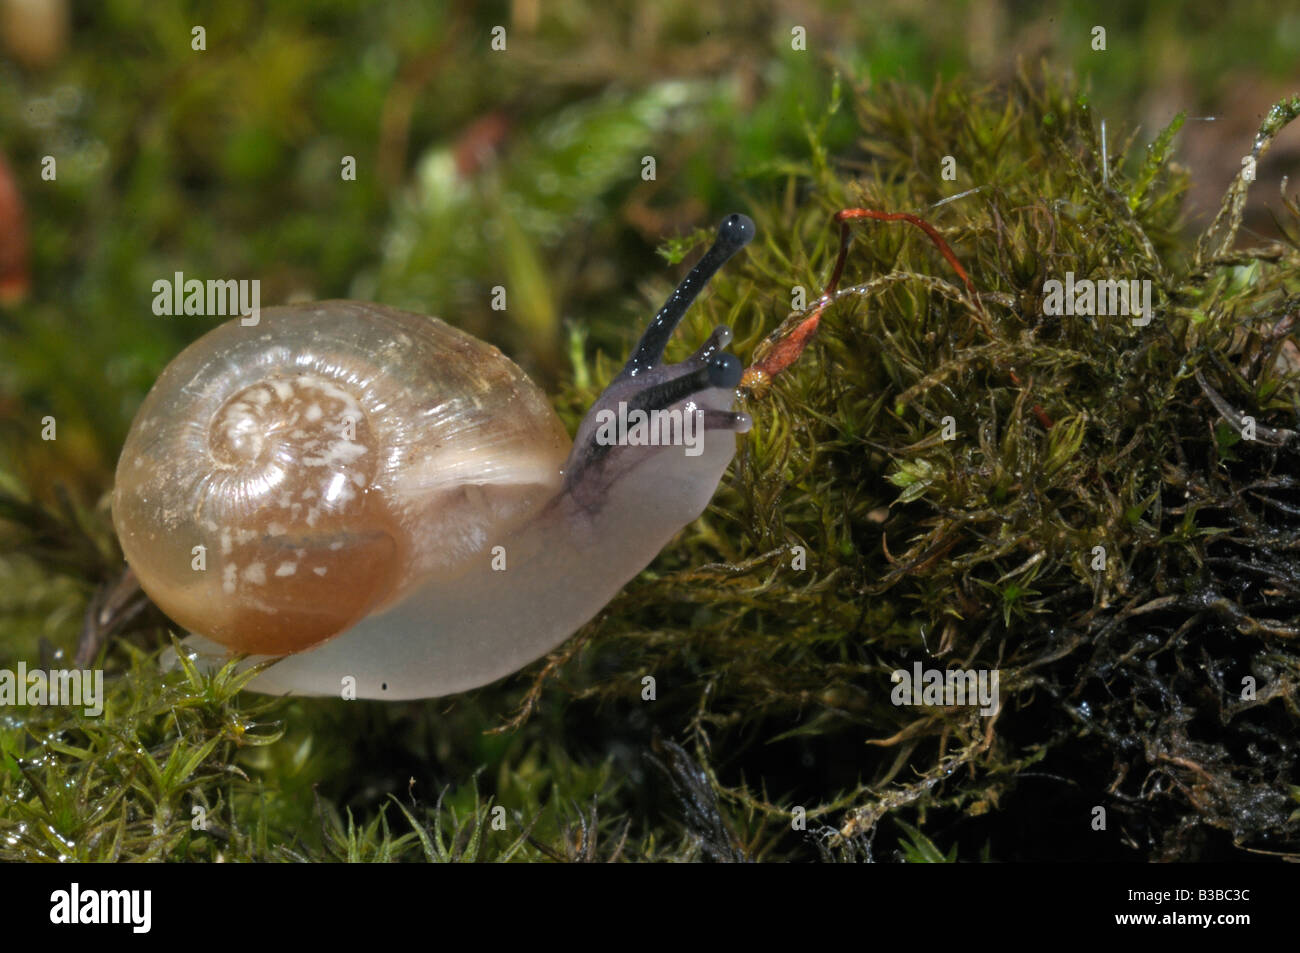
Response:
[113,213,755,699]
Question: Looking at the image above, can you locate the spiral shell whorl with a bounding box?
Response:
[206,374,375,504]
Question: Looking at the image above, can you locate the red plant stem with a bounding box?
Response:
[834,208,985,317]
[744,206,1052,428]
[747,208,991,385]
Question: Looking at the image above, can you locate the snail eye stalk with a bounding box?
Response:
[619,213,754,381]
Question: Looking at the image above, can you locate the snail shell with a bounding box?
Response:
[113,302,569,656]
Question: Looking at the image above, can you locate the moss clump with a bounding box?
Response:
[4,66,1300,861]
[548,67,1300,860]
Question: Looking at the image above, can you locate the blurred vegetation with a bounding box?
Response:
[2,1,1299,861]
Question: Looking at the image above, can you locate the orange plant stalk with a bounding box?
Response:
[743,207,1052,429]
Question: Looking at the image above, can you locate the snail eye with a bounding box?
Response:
[707,353,742,390]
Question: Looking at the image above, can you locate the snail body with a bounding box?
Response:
[113,214,754,698]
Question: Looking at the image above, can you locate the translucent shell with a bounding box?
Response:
[113,302,570,655]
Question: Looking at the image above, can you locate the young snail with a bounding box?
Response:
[113,213,755,699]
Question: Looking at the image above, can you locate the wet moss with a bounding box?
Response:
[548,66,1300,860]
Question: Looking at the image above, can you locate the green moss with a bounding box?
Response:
[549,66,1300,860]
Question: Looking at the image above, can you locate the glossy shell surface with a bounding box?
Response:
[113,302,570,655]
